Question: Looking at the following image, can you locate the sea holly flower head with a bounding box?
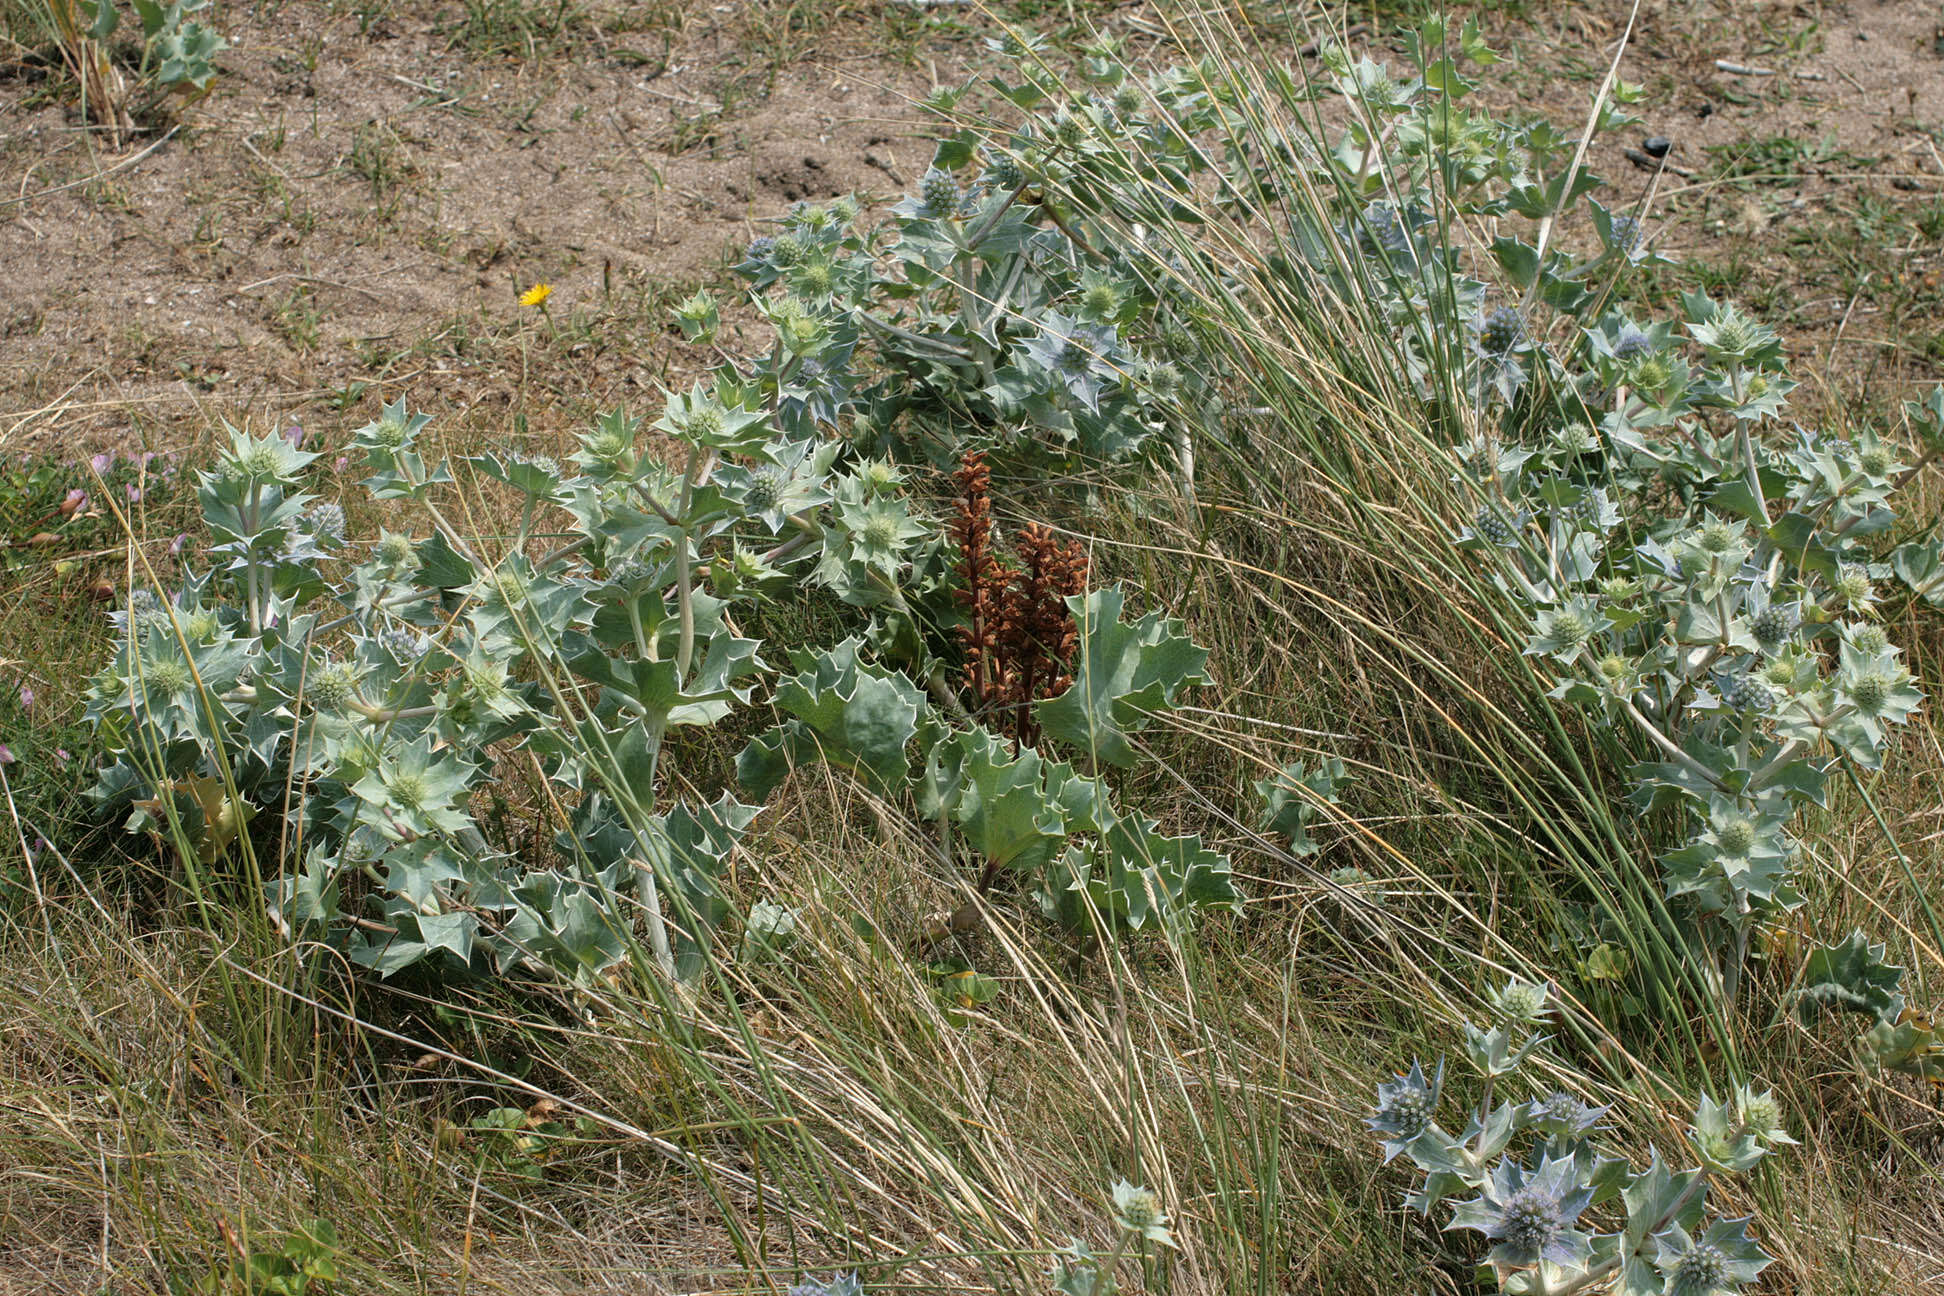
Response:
[1525,598,1609,664]
[1688,302,1777,365]
[1490,978,1552,1026]
[1522,1091,1606,1138]
[1686,1094,1766,1174]
[1367,1059,1443,1160]
[1663,797,1796,911]
[1731,1084,1795,1148]
[723,437,838,533]
[1446,1153,1594,1270]
[1748,602,1798,649]
[1477,304,1525,355]
[1470,503,1525,547]
[918,167,962,216]
[787,1273,862,1296]
[218,423,317,485]
[1020,313,1127,412]
[1652,1217,1772,1296]
[837,495,927,576]
[1109,1180,1176,1248]
[352,735,477,841]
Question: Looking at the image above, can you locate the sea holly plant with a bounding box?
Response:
[1794,931,1944,1085]
[945,23,1940,1008]
[82,112,1249,986]
[1459,291,1937,1005]
[1370,981,1786,1295]
[1047,1180,1177,1296]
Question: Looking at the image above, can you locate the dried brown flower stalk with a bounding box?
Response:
[950,450,1088,745]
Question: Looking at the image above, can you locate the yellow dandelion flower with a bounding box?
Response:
[519,283,553,308]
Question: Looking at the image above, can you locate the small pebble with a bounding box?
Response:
[1643,136,1672,159]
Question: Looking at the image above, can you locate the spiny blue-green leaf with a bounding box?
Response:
[1254,756,1350,855]
[1796,930,1905,1024]
[929,727,1069,874]
[1035,585,1209,767]
[737,638,924,798]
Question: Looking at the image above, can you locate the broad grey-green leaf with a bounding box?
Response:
[737,638,924,798]
[1797,929,1905,1024]
[1035,586,1209,767]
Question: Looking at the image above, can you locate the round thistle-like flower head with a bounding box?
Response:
[743,466,786,512]
[1054,111,1088,148]
[794,260,835,296]
[1116,1187,1161,1230]
[1109,1181,1174,1247]
[308,662,362,714]
[1608,214,1642,255]
[373,413,411,449]
[769,234,806,267]
[1737,1089,1787,1142]
[684,405,726,442]
[1549,609,1592,649]
[607,557,649,588]
[1833,565,1874,605]
[1761,658,1800,689]
[1857,445,1893,478]
[1474,505,1519,546]
[380,625,426,659]
[1500,1188,1566,1258]
[1629,355,1674,393]
[1111,84,1143,119]
[387,770,428,810]
[1613,328,1652,362]
[464,662,506,703]
[1696,519,1739,556]
[1454,1155,1596,1270]
[858,458,902,494]
[141,655,191,695]
[1381,1083,1432,1137]
[1081,280,1120,318]
[1715,817,1757,857]
[1717,672,1773,712]
[306,502,346,545]
[781,312,827,353]
[1750,604,1797,647]
[374,533,416,569]
[585,423,632,461]
[1364,202,1410,254]
[1845,670,1891,716]
[984,153,1023,190]
[1710,313,1761,358]
[1597,653,1631,683]
[183,610,219,641]
[239,444,285,479]
[861,514,901,549]
[919,168,961,215]
[1598,576,1642,602]
[744,235,776,262]
[1367,1059,1440,1159]
[1668,1243,1727,1295]
[1479,305,1523,354]
[1526,1091,1605,1137]
[1492,978,1551,1024]
[489,567,529,608]
[1568,486,1607,525]
[1849,623,1891,655]
[1140,359,1183,401]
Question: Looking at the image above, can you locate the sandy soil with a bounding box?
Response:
[3,0,1942,454]
[1,0,947,458]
